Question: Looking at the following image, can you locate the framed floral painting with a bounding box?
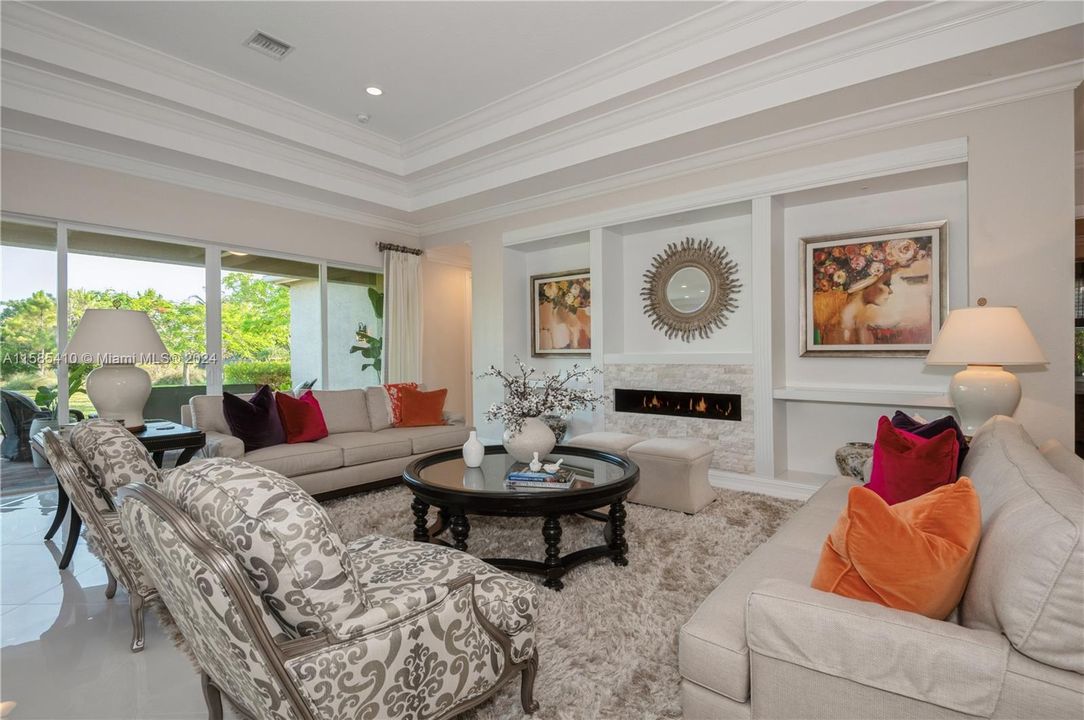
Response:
[800,221,947,357]
[531,269,591,357]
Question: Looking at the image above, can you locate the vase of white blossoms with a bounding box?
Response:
[480,358,603,463]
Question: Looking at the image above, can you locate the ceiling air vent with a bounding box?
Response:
[244,31,293,60]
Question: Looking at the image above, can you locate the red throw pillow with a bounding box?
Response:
[384,382,418,425]
[867,416,958,504]
[397,387,447,427]
[275,390,329,443]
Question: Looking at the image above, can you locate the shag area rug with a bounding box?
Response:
[322,485,802,720]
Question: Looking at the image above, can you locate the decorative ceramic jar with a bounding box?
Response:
[503,416,556,463]
[462,430,484,468]
[541,414,568,443]
[835,441,874,478]
[28,416,60,469]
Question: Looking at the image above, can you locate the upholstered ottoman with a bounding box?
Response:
[566,431,646,459]
[627,438,715,514]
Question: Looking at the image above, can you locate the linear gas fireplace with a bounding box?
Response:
[613,388,741,422]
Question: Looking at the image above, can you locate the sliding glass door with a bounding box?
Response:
[1,214,383,418]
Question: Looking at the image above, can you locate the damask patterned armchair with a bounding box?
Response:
[40,422,162,651]
[117,458,540,720]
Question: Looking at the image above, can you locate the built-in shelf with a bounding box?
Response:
[773,385,954,409]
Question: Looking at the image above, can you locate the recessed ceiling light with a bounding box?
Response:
[366,86,383,96]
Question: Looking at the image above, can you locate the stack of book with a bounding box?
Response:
[505,466,577,490]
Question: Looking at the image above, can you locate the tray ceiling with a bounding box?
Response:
[2,1,1082,237]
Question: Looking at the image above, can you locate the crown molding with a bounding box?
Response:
[422,245,472,269]
[2,131,421,237]
[0,2,403,172]
[409,1,1083,207]
[418,61,1081,237]
[1,59,413,210]
[499,138,969,247]
[399,1,876,168]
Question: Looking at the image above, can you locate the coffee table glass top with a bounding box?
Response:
[409,447,630,495]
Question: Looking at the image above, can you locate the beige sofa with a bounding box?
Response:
[181,389,471,498]
[679,416,1083,719]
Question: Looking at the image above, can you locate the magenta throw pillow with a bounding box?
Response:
[867,416,959,505]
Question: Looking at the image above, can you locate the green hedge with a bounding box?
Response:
[224,361,291,390]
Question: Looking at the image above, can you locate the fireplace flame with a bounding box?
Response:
[694,397,707,413]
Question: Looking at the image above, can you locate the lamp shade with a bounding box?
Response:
[64,309,169,364]
[925,307,1046,366]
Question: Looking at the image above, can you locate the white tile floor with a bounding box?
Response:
[0,490,242,719]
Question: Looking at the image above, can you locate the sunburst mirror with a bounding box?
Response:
[640,237,742,342]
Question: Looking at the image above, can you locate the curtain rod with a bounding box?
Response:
[377,242,424,256]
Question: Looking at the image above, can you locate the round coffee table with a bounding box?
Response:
[403,445,639,590]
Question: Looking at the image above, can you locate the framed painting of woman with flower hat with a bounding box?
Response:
[800,221,947,356]
[531,269,591,357]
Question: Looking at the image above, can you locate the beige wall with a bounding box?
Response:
[433,92,1078,450]
[420,258,472,421]
[1,150,416,267]
[1,151,473,414]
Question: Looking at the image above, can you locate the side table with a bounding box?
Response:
[35,421,206,570]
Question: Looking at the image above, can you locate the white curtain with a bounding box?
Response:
[383,250,423,383]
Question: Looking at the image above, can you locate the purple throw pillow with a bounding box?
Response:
[223,385,285,452]
[891,411,969,476]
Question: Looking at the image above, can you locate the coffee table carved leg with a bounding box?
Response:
[411,497,430,542]
[543,515,563,590]
[450,512,470,552]
[609,501,628,567]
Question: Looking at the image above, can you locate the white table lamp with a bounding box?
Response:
[925,306,1047,434]
[64,309,169,432]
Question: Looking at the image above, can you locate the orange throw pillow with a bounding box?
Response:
[397,387,448,427]
[811,477,981,619]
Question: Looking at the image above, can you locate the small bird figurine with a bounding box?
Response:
[528,452,543,472]
[542,458,564,474]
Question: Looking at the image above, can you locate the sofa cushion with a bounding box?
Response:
[275,391,329,444]
[397,386,447,427]
[316,432,412,466]
[372,425,472,455]
[223,386,285,452]
[891,410,970,476]
[347,534,538,662]
[1039,439,1083,489]
[190,393,252,436]
[867,416,958,505]
[960,416,1084,674]
[69,419,160,493]
[243,442,343,477]
[812,478,981,619]
[160,458,369,637]
[310,389,371,434]
[678,474,852,703]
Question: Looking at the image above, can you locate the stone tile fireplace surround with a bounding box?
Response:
[603,363,755,474]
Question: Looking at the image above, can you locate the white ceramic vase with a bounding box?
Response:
[502,416,556,463]
[29,416,60,469]
[462,430,485,468]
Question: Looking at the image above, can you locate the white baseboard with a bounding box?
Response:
[708,469,823,501]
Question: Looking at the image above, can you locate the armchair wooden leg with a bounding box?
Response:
[105,568,117,599]
[520,649,540,714]
[129,594,146,652]
[201,672,224,720]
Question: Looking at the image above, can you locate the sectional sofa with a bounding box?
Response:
[181,388,471,497]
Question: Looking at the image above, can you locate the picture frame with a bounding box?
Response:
[799,221,947,357]
[531,269,591,357]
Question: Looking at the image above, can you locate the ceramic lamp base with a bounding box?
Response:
[949,364,1021,436]
[85,363,152,432]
